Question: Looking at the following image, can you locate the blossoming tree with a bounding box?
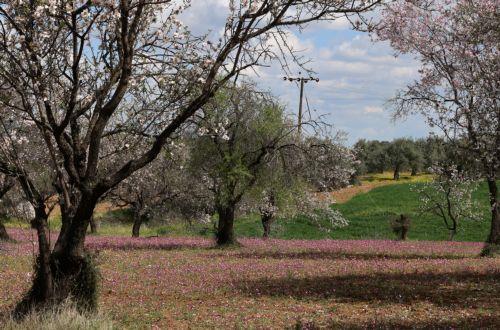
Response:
[0,0,381,314]
[377,0,499,253]
[415,165,482,240]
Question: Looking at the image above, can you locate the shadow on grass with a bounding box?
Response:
[291,313,500,329]
[237,271,500,308]
[86,244,214,252]
[232,250,473,261]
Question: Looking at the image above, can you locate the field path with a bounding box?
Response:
[330,181,394,203]
[330,172,433,203]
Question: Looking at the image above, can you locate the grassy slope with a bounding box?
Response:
[4,173,492,242]
[234,173,492,242]
[330,182,491,241]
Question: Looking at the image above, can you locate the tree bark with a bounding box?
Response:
[15,195,99,317]
[89,215,98,234]
[132,210,143,238]
[261,214,273,238]
[216,204,236,246]
[486,179,500,248]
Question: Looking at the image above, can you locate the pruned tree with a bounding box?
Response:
[0,0,381,313]
[377,0,500,253]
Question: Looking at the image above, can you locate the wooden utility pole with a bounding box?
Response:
[283,74,319,135]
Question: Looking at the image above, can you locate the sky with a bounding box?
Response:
[182,1,433,145]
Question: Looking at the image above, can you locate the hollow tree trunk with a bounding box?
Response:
[486,179,500,248]
[261,214,274,238]
[216,205,236,246]
[15,195,99,317]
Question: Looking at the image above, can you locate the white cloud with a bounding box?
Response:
[177,3,430,144]
[363,106,384,114]
[321,17,351,30]
[390,66,418,78]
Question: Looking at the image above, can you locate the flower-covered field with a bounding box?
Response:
[1,228,499,328]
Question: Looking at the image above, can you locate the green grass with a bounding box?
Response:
[360,172,434,184]
[235,181,492,241]
[330,182,491,241]
[4,179,493,242]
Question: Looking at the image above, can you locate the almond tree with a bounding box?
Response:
[0,0,381,313]
[254,135,353,238]
[377,0,499,253]
[107,141,196,237]
[415,165,482,240]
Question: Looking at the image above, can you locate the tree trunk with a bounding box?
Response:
[393,166,400,180]
[0,220,9,241]
[14,205,54,317]
[448,229,456,241]
[89,215,98,234]
[411,167,417,176]
[261,214,273,238]
[15,196,98,317]
[216,205,236,246]
[483,179,500,255]
[132,210,143,238]
[400,227,408,240]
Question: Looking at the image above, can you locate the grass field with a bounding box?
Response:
[4,173,491,242]
[1,173,499,328]
[1,229,499,328]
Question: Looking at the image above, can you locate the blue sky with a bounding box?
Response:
[183,1,433,144]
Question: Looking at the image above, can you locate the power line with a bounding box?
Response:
[283,73,319,135]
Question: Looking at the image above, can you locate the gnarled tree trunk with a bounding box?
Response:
[216,204,236,246]
[15,195,99,317]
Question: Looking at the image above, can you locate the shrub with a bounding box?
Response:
[390,214,411,240]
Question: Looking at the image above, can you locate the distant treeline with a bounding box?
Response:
[353,137,475,180]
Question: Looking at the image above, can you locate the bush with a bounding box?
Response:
[390,214,411,240]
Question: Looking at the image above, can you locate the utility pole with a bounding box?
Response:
[283,73,319,135]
